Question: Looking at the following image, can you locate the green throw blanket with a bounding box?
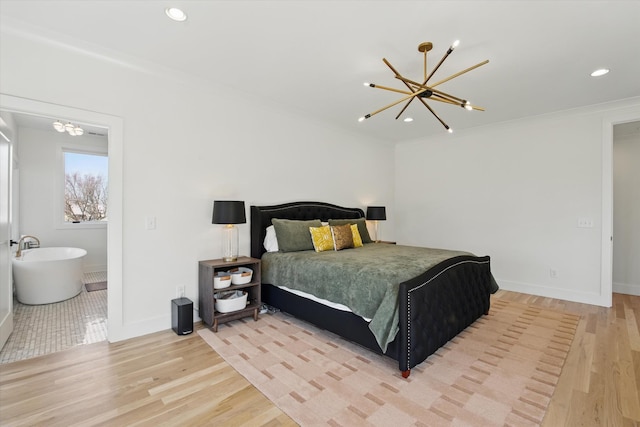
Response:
[261,243,472,352]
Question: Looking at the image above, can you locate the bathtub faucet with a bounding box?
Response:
[15,235,40,258]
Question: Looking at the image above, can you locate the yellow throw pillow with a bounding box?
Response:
[351,224,363,248]
[309,225,334,252]
[331,224,354,251]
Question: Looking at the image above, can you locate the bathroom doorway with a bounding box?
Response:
[0,94,124,361]
[612,121,640,296]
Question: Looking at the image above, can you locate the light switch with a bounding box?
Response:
[145,216,156,230]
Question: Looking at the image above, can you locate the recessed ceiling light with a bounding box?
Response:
[165,7,187,22]
[590,68,610,77]
[403,117,413,122]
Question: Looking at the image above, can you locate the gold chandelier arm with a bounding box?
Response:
[384,59,427,91]
[432,96,486,111]
[430,88,465,103]
[396,73,437,120]
[395,99,413,120]
[420,100,450,131]
[430,60,490,88]
[382,58,401,77]
[364,88,429,118]
[430,89,485,111]
[425,45,455,83]
[383,58,424,120]
[429,95,459,106]
[367,83,414,96]
[394,75,426,90]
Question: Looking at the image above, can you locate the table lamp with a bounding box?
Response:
[212,200,246,261]
[366,206,386,242]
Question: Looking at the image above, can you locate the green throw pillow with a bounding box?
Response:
[272,218,323,252]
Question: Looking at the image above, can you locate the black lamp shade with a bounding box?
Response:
[212,200,246,224]
[366,206,386,221]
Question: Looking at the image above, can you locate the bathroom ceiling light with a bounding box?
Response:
[165,7,187,22]
[53,120,65,132]
[53,120,84,136]
[590,68,610,77]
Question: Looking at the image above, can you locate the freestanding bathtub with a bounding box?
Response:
[12,247,87,305]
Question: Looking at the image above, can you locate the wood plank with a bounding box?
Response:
[1,292,639,426]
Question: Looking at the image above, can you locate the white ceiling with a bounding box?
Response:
[1,0,639,142]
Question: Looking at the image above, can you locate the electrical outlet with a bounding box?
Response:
[577,217,594,228]
[549,269,558,279]
[176,285,185,298]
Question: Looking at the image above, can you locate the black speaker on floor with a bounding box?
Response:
[171,297,193,335]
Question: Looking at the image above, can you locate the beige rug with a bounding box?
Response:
[199,299,579,426]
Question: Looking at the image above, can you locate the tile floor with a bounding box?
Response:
[0,271,107,364]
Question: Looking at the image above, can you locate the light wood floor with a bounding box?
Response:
[0,290,638,426]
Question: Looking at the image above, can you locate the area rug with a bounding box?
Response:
[198,299,580,426]
[85,281,107,292]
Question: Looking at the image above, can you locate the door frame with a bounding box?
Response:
[601,110,640,307]
[0,93,124,342]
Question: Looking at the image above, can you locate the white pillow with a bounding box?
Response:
[263,225,279,252]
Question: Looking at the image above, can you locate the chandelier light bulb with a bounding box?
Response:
[403,117,413,122]
[451,40,460,50]
[464,101,473,110]
[358,116,366,122]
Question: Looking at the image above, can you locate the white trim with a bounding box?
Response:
[602,109,640,307]
[601,119,613,307]
[498,279,603,306]
[613,282,640,297]
[0,93,125,342]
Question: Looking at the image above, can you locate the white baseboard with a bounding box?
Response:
[108,304,201,343]
[613,282,640,296]
[496,279,607,307]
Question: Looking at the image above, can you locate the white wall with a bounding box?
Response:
[395,99,640,306]
[18,127,108,272]
[0,26,394,340]
[613,127,640,295]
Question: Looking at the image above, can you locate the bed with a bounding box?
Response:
[250,201,498,378]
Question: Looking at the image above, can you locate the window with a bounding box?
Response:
[57,146,108,228]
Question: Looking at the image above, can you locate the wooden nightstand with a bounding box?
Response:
[198,256,261,332]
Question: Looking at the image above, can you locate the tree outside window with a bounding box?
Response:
[64,151,108,222]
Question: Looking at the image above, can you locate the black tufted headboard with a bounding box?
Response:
[250,201,365,259]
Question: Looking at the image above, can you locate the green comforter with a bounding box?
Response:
[261,243,471,352]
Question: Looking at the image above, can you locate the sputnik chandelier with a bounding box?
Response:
[359,40,488,132]
[53,120,84,136]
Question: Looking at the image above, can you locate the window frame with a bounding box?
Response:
[55,142,108,230]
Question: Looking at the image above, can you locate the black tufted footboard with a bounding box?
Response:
[397,255,493,377]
